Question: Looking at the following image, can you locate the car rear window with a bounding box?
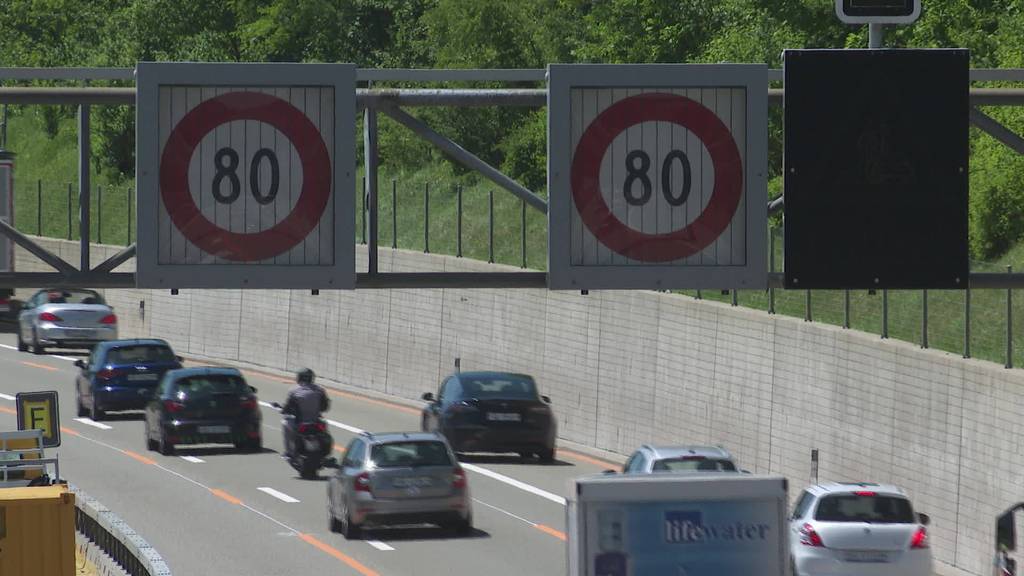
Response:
[173,374,248,396]
[45,289,105,305]
[652,458,737,472]
[814,494,915,523]
[107,345,176,364]
[460,376,538,400]
[370,441,452,468]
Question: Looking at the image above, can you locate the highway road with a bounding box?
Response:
[0,332,616,576]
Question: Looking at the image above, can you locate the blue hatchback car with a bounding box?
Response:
[75,339,183,421]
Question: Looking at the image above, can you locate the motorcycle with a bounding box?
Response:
[270,402,337,479]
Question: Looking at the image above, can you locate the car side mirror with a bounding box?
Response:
[918,513,930,526]
[249,386,258,394]
[421,392,435,402]
[74,359,85,369]
[175,355,184,363]
[541,395,551,404]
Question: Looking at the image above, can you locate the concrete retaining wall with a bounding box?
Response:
[19,239,1021,576]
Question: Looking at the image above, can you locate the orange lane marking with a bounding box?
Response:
[327,389,421,416]
[122,450,156,466]
[299,533,380,576]
[557,448,620,470]
[334,444,346,454]
[534,524,567,541]
[60,426,81,437]
[21,361,58,372]
[209,488,243,506]
[0,406,14,415]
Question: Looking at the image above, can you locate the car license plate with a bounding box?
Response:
[842,550,890,563]
[486,412,521,422]
[393,477,433,488]
[127,374,158,382]
[198,425,230,434]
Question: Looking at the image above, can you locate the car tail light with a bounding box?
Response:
[297,422,327,434]
[164,399,186,413]
[240,398,257,410]
[853,491,877,497]
[452,466,467,489]
[799,523,825,547]
[354,472,372,493]
[97,368,121,381]
[100,314,117,325]
[910,527,929,549]
[38,312,62,322]
[316,421,326,432]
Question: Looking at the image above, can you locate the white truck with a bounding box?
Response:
[568,472,789,576]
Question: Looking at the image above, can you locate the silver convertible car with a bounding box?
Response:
[17,288,118,354]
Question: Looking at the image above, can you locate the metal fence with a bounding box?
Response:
[70,483,172,576]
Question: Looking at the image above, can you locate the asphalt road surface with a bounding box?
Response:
[0,333,619,576]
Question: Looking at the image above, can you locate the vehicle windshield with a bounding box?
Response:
[814,494,915,524]
[370,441,452,468]
[653,458,737,472]
[173,374,248,397]
[44,289,104,305]
[460,376,538,400]
[107,345,176,365]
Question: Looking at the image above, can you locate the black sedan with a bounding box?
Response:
[421,371,556,462]
[144,367,262,455]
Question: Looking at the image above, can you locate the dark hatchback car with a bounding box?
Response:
[421,371,556,462]
[75,339,183,421]
[144,367,262,455]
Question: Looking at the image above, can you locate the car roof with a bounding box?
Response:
[361,431,447,445]
[100,338,171,349]
[806,482,907,497]
[453,371,535,381]
[166,366,242,379]
[640,445,734,460]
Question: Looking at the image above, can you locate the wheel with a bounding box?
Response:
[16,329,26,352]
[159,429,175,456]
[301,457,319,479]
[340,499,361,540]
[76,394,88,418]
[235,436,262,454]
[31,330,45,355]
[537,447,555,463]
[89,399,105,422]
[145,422,158,452]
[449,513,473,536]
[518,451,533,461]
[328,502,344,533]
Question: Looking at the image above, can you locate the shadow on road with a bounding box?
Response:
[174,446,279,457]
[456,453,573,467]
[363,525,491,542]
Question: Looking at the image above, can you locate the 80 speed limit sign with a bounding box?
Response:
[136,63,355,289]
[547,64,768,290]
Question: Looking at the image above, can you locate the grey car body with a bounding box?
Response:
[622,444,741,474]
[17,288,117,354]
[327,431,472,539]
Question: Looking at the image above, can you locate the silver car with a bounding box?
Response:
[17,288,118,354]
[328,431,472,539]
[622,444,744,473]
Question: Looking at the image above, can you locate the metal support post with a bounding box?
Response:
[732,289,738,307]
[36,180,41,235]
[457,184,463,258]
[695,290,702,300]
[964,286,972,358]
[1008,265,1014,369]
[869,23,884,49]
[882,289,889,339]
[364,108,379,275]
[520,198,526,268]
[391,179,397,249]
[805,291,812,322]
[127,188,132,245]
[361,177,367,245]
[768,229,775,314]
[78,104,90,271]
[488,189,494,263]
[66,183,72,240]
[922,289,929,348]
[844,290,851,329]
[97,184,102,244]
[424,183,430,253]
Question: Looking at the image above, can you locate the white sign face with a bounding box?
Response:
[136,63,355,289]
[548,65,768,290]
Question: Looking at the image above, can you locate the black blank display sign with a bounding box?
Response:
[783,49,969,289]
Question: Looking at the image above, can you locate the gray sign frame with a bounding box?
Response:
[547,64,768,290]
[136,62,356,289]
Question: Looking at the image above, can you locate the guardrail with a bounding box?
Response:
[70,483,172,576]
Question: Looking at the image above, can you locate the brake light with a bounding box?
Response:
[853,491,877,497]
[799,523,825,547]
[316,421,326,432]
[100,314,117,325]
[910,527,929,549]
[452,466,467,489]
[240,398,257,410]
[38,312,62,322]
[354,472,372,493]
[163,399,186,413]
[97,368,121,381]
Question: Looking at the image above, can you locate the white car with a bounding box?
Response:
[790,482,932,576]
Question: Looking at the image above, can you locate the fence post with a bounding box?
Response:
[488,189,494,263]
[36,180,41,235]
[805,291,812,322]
[695,290,702,300]
[843,290,850,329]
[768,228,775,314]
[731,289,738,307]
[921,289,929,348]
[66,183,72,240]
[361,177,367,245]
[456,184,463,258]
[882,289,889,339]
[97,184,102,244]
[964,286,971,359]
[392,179,397,250]
[127,188,132,246]
[364,107,379,274]
[1007,265,1013,369]
[424,183,430,253]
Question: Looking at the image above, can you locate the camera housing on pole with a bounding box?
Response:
[835,0,921,24]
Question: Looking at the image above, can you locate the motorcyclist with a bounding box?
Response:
[281,368,330,459]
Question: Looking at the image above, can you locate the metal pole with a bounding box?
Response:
[1,104,6,147]
[1007,265,1013,369]
[424,183,430,253]
[768,229,775,314]
[731,289,738,307]
[78,104,90,271]
[805,290,812,322]
[127,188,132,246]
[456,184,463,258]
[882,289,889,339]
[361,177,367,245]
[964,286,971,358]
[97,184,102,244]
[695,290,702,300]
[520,198,526,269]
[869,23,885,49]
[36,180,41,236]
[66,183,71,241]
[488,189,494,263]
[922,289,929,348]
[364,108,379,275]
[844,290,851,329]
[391,179,397,250]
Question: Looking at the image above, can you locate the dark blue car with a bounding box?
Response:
[75,339,183,421]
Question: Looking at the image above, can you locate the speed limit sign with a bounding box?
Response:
[547,64,768,290]
[136,63,355,289]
